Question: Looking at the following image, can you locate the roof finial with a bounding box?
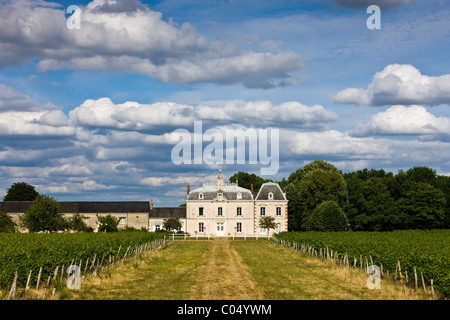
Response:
[217,169,224,186]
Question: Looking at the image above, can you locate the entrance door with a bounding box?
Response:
[216,223,224,236]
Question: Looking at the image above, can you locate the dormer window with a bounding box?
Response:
[268,192,274,200]
[217,193,223,201]
[237,192,242,200]
[198,192,204,200]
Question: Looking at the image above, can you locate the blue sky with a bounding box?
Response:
[0,0,450,206]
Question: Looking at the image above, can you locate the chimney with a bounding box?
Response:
[150,199,153,210]
[251,183,254,195]
[187,183,190,195]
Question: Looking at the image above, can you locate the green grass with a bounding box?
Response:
[60,239,431,300]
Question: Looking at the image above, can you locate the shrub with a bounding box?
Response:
[302,200,348,231]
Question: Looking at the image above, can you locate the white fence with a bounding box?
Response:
[169,233,273,240]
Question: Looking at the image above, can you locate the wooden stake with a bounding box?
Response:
[421,272,427,294]
[7,271,17,300]
[53,265,59,281]
[36,267,42,290]
[414,266,418,290]
[431,279,435,300]
[397,260,403,281]
[24,269,32,297]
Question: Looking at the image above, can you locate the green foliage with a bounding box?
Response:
[229,171,271,193]
[287,159,342,184]
[398,182,445,229]
[0,231,166,287]
[3,182,39,201]
[96,214,120,233]
[275,230,450,297]
[0,210,15,233]
[349,177,396,231]
[302,200,348,231]
[284,182,301,231]
[283,161,347,232]
[163,217,182,232]
[19,195,67,232]
[343,166,450,230]
[67,213,93,232]
[259,216,277,234]
[298,169,349,212]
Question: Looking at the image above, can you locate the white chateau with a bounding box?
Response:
[1,170,288,236]
[184,170,288,237]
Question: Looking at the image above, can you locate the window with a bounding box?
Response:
[276,207,282,216]
[217,193,223,201]
[199,223,204,232]
[260,227,266,234]
[236,222,242,233]
[260,207,265,216]
[155,225,160,231]
[276,223,282,233]
[119,217,126,225]
[268,192,273,200]
[199,207,204,216]
[237,192,242,200]
[236,207,242,216]
[218,207,223,216]
[199,193,204,200]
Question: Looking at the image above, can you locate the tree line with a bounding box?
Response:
[230,160,449,232]
[2,162,449,233]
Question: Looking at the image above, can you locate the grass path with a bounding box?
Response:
[64,239,424,300]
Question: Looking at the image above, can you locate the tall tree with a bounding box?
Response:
[229,171,271,193]
[297,169,348,228]
[287,159,342,185]
[352,178,396,231]
[436,175,450,228]
[3,182,39,201]
[398,182,445,229]
[19,195,67,232]
[285,160,347,231]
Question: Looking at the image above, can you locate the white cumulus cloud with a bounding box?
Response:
[333,64,450,106]
[0,0,304,89]
[350,105,450,138]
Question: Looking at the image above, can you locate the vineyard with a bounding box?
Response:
[274,229,450,297]
[0,231,167,298]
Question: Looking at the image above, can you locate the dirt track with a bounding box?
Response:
[189,239,263,300]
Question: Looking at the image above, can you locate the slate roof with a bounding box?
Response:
[0,201,32,213]
[0,201,189,219]
[149,207,186,218]
[187,186,253,201]
[254,183,287,201]
[0,201,149,214]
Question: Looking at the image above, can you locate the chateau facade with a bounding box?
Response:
[1,170,288,236]
[185,170,288,237]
